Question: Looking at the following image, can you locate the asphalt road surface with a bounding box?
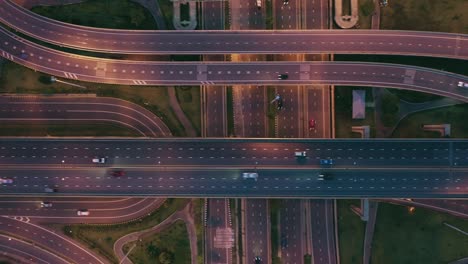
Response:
[244,199,270,264]
[0,138,467,197]
[310,200,337,264]
[1,1,467,58]
[279,199,303,264]
[0,95,171,137]
[0,138,465,167]
[0,233,69,264]
[206,199,233,264]
[0,216,107,263]
[2,29,468,100]
[0,197,162,223]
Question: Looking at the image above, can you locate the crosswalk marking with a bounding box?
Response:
[1,51,14,61]
[63,72,78,79]
[133,80,147,85]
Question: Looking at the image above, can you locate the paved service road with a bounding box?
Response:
[1,1,467,58]
[0,95,171,137]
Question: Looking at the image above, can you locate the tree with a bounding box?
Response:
[159,251,174,264]
[146,244,159,257]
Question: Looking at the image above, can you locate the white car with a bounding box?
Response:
[92,158,106,164]
[457,81,468,88]
[242,172,258,180]
[0,178,13,184]
[77,209,90,216]
[41,202,52,208]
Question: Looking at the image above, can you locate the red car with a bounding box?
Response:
[309,119,316,130]
[110,170,125,177]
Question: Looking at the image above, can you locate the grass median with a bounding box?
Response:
[126,220,191,264]
[371,203,468,264]
[61,198,190,263]
[337,200,365,264]
[0,123,140,137]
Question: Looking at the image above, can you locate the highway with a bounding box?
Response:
[1,1,468,58]
[0,138,465,167]
[0,95,171,137]
[2,27,468,100]
[0,138,466,197]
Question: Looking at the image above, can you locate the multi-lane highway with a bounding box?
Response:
[2,27,468,99]
[1,0,468,58]
[1,26,468,101]
[0,138,467,197]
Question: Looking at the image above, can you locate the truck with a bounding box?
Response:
[295,151,306,157]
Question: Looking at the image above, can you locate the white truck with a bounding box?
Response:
[295,151,307,157]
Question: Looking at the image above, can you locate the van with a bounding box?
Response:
[242,172,258,180]
[295,151,306,157]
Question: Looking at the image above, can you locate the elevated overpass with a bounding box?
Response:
[1,27,468,101]
[0,0,467,58]
[0,138,467,198]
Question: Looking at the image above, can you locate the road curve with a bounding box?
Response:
[0,216,108,263]
[1,28,468,101]
[0,233,69,264]
[0,197,165,224]
[0,95,171,137]
[1,0,468,58]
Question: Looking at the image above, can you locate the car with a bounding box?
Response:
[457,81,468,88]
[320,158,333,165]
[0,178,13,184]
[283,0,289,5]
[20,52,29,59]
[45,187,58,193]
[379,0,387,7]
[110,170,125,177]
[295,151,307,157]
[92,158,106,164]
[277,74,288,80]
[256,0,261,9]
[309,119,316,130]
[255,256,261,264]
[242,172,258,180]
[281,235,288,248]
[41,202,52,208]
[317,173,333,181]
[77,209,90,216]
[277,98,284,110]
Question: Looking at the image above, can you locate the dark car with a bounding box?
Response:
[277,98,284,110]
[20,52,29,59]
[309,119,316,130]
[255,256,261,264]
[320,158,333,165]
[283,0,289,5]
[277,74,288,80]
[110,170,125,177]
